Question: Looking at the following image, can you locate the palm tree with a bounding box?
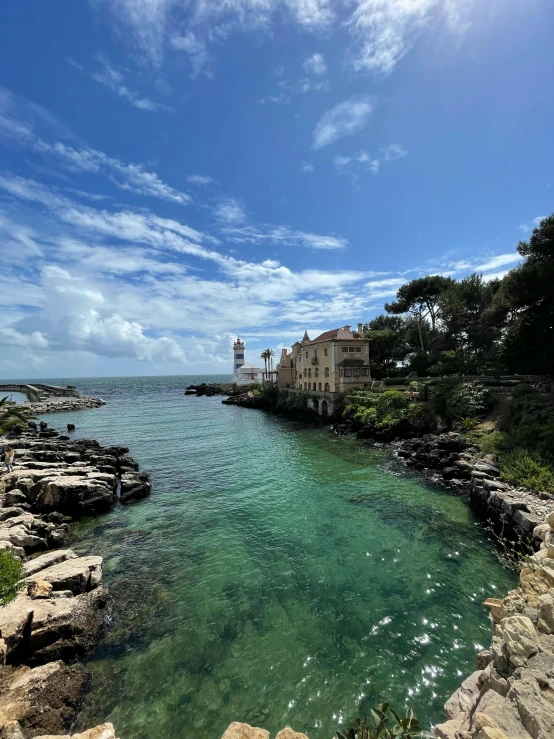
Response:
[260,349,271,381]
[0,396,35,434]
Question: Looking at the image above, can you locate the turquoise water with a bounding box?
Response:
[29,375,515,739]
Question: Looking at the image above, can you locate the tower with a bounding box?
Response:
[233,338,245,372]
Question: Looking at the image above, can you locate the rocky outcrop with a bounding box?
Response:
[434,512,554,739]
[395,433,554,547]
[19,397,105,416]
[220,725,309,739]
[34,724,118,739]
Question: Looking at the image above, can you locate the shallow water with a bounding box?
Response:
[29,375,515,739]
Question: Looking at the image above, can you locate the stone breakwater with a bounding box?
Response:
[22,396,106,415]
[0,424,151,739]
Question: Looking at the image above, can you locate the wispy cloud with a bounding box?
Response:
[222,223,348,250]
[215,197,247,225]
[334,150,380,176]
[382,143,408,161]
[303,52,327,75]
[313,95,374,149]
[187,174,214,185]
[518,215,545,233]
[91,55,173,112]
[170,32,212,77]
[258,91,292,106]
[301,161,314,173]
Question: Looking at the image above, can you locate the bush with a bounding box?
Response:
[383,377,409,386]
[500,450,554,494]
[406,403,437,433]
[0,549,25,607]
[335,703,430,739]
[478,431,508,456]
[446,383,492,420]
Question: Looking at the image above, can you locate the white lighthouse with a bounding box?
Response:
[231,338,265,385]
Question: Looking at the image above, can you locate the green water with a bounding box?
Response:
[32,375,515,738]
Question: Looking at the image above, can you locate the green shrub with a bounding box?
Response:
[500,450,554,494]
[460,417,478,431]
[478,431,508,456]
[406,403,437,433]
[0,549,25,607]
[447,383,492,420]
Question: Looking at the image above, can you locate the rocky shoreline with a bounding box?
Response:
[0,422,150,738]
[20,397,106,416]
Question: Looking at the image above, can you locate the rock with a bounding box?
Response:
[434,718,466,739]
[26,556,102,595]
[537,593,554,634]
[502,615,541,667]
[26,580,52,599]
[32,475,115,516]
[533,523,551,542]
[0,720,26,738]
[0,661,88,737]
[478,730,509,739]
[221,723,270,739]
[0,542,25,559]
[520,566,553,607]
[0,587,106,664]
[507,675,554,739]
[445,670,483,719]
[275,729,310,739]
[119,472,151,503]
[476,649,494,670]
[1,491,27,508]
[547,511,554,530]
[514,510,542,534]
[24,550,77,577]
[471,690,533,739]
[67,424,75,432]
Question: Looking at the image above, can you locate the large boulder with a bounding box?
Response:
[31,474,116,516]
[275,728,310,739]
[444,670,483,719]
[25,556,102,596]
[24,550,77,578]
[502,615,541,667]
[0,661,88,737]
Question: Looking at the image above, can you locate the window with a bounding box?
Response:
[324,347,328,357]
[324,383,330,392]
[325,367,329,377]
[353,368,360,377]
[344,368,352,377]
[305,351,309,359]
[314,349,318,359]
[361,368,370,376]
[318,382,322,391]
[348,347,355,353]
[235,353,244,359]
[341,347,348,353]
[304,382,307,390]
[235,363,243,369]
[355,347,362,353]
[298,374,302,380]
[315,368,319,377]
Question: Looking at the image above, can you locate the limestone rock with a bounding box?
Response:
[507,675,554,739]
[445,670,483,719]
[0,661,87,737]
[0,720,25,738]
[119,472,151,503]
[520,567,552,607]
[24,549,77,577]
[221,723,270,739]
[471,690,533,739]
[537,593,554,634]
[26,556,103,595]
[478,729,509,739]
[27,580,52,599]
[275,728,310,739]
[547,510,554,530]
[502,615,541,667]
[32,474,116,516]
[534,523,551,542]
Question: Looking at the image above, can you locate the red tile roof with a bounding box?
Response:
[310,328,364,343]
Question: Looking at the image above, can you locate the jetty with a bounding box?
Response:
[0,383,80,403]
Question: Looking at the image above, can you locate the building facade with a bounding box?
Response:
[277,324,371,393]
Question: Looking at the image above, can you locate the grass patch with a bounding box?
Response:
[500,450,554,494]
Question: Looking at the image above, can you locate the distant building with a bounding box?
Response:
[277,323,371,393]
[232,339,265,385]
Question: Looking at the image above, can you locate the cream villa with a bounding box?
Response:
[277,323,371,393]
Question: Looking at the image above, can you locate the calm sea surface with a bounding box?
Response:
[19,375,515,738]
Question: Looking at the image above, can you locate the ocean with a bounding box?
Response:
[23,374,515,738]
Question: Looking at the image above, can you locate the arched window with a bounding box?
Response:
[304,382,307,390]
[290,360,294,367]
[324,383,330,392]
[318,382,322,391]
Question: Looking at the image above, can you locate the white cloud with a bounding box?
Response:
[91,55,173,112]
[301,161,314,173]
[312,96,374,149]
[215,197,247,225]
[170,32,212,77]
[382,143,408,161]
[187,174,214,185]
[258,92,292,105]
[333,149,380,175]
[518,215,546,233]
[303,52,327,75]
[222,224,347,250]
[473,253,522,272]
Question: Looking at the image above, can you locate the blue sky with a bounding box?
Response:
[0,0,552,378]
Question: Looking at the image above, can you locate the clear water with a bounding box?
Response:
[28,375,515,739]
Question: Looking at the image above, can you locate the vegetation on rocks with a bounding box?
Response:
[343,389,437,440]
[335,704,431,739]
[0,548,25,607]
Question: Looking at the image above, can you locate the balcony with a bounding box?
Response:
[311,357,319,364]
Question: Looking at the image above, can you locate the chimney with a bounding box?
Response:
[357,323,363,335]
[343,325,351,332]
